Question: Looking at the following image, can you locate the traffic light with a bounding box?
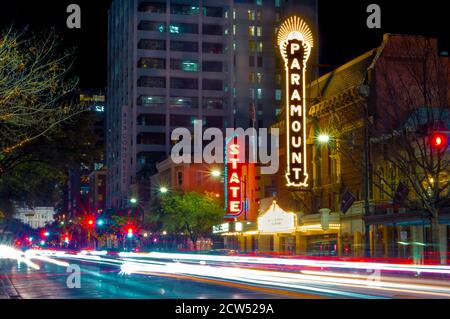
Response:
[97,219,104,226]
[127,227,134,239]
[85,217,95,227]
[429,132,448,151]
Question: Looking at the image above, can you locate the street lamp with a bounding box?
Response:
[317,133,331,144]
[129,197,138,205]
[211,169,221,177]
[159,186,168,194]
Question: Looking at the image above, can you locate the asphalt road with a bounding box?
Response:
[2,250,450,299]
[0,260,285,299]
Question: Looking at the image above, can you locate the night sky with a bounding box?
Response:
[0,0,447,90]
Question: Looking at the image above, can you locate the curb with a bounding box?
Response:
[0,276,21,299]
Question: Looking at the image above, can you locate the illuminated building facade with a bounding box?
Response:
[106,0,318,210]
[220,34,450,261]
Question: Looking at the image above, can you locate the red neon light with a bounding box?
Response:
[226,139,243,216]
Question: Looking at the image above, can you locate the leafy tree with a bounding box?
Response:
[148,191,224,250]
[0,112,102,218]
[0,28,84,159]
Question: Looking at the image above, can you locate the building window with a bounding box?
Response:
[138,57,165,69]
[170,40,198,52]
[137,114,166,126]
[203,24,223,36]
[137,132,166,145]
[138,21,165,32]
[169,97,199,108]
[203,6,223,17]
[257,56,263,67]
[170,77,198,90]
[138,39,166,50]
[137,76,166,88]
[256,26,262,37]
[137,151,166,165]
[248,10,255,20]
[256,9,262,21]
[137,95,166,107]
[171,3,199,15]
[249,88,255,99]
[249,56,255,67]
[206,116,224,128]
[203,97,226,110]
[249,40,256,53]
[177,171,183,185]
[257,42,263,53]
[275,74,281,85]
[249,72,256,84]
[248,26,255,36]
[169,23,198,34]
[202,61,223,72]
[275,89,281,101]
[256,73,262,84]
[171,59,199,72]
[275,0,280,8]
[170,115,196,127]
[203,42,223,54]
[203,79,222,91]
[138,2,166,13]
[257,88,262,99]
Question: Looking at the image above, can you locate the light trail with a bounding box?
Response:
[0,245,40,270]
[118,251,450,275]
[19,249,450,298]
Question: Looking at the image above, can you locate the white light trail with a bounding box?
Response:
[118,251,450,275]
[0,245,40,270]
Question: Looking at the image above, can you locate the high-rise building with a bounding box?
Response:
[106,0,318,210]
[66,90,106,218]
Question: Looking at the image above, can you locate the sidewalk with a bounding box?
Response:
[0,261,21,299]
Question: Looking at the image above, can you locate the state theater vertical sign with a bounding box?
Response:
[278,17,313,188]
[224,138,243,219]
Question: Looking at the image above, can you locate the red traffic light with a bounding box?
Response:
[86,218,95,227]
[430,133,448,150]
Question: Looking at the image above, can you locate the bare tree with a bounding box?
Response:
[0,28,85,172]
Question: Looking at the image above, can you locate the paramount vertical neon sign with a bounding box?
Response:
[278,17,313,188]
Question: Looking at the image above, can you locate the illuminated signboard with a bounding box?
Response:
[278,17,313,187]
[213,223,230,234]
[258,201,297,233]
[225,139,243,217]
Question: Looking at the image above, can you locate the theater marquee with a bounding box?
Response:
[278,17,313,188]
